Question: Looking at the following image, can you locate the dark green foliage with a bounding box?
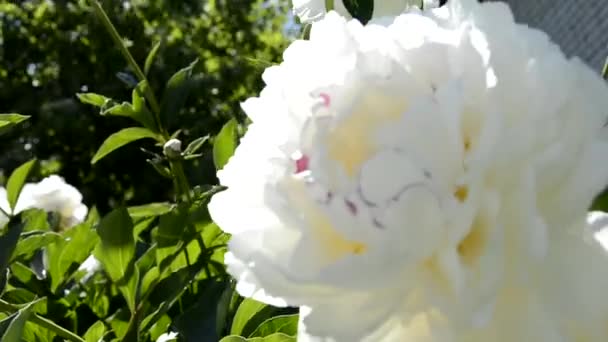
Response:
[0,0,289,212]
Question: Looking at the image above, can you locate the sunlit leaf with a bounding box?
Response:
[249,315,298,338]
[0,300,36,341]
[230,299,290,337]
[12,231,61,261]
[0,113,30,135]
[6,159,37,211]
[93,208,135,282]
[84,321,107,342]
[76,93,110,107]
[128,202,173,218]
[91,127,160,164]
[47,223,98,292]
[213,119,238,170]
[144,41,162,76]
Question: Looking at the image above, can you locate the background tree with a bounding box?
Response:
[0,0,291,213]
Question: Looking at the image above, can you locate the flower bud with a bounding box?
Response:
[163,138,182,159]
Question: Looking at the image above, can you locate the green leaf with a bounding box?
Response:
[84,321,107,342]
[12,232,61,261]
[230,299,287,337]
[215,281,239,337]
[148,314,172,341]
[131,81,159,131]
[128,202,173,218]
[119,266,140,313]
[160,59,199,127]
[219,336,247,342]
[0,114,30,135]
[0,217,25,291]
[6,159,37,211]
[144,41,162,75]
[108,308,131,339]
[173,279,226,341]
[2,288,36,306]
[220,334,296,342]
[93,208,135,282]
[183,135,209,156]
[91,127,159,164]
[47,223,98,292]
[0,300,35,342]
[20,209,50,232]
[342,0,374,24]
[213,119,238,170]
[76,93,110,107]
[249,315,298,338]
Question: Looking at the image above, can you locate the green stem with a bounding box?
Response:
[325,0,334,11]
[603,56,608,80]
[169,159,192,203]
[89,0,165,137]
[0,300,85,342]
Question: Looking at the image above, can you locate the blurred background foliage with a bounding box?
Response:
[0,0,293,213]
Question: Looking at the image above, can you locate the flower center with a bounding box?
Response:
[321,91,407,178]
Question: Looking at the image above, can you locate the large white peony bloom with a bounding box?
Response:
[293,0,439,23]
[0,175,88,229]
[209,0,608,340]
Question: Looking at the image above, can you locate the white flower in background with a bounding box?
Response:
[156,331,179,342]
[0,175,88,229]
[293,0,439,23]
[77,255,103,283]
[22,175,88,228]
[209,0,608,340]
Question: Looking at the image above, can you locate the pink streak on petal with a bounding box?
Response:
[295,154,310,173]
[319,93,331,107]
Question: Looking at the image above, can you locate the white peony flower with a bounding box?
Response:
[0,175,88,229]
[209,0,608,340]
[293,0,439,23]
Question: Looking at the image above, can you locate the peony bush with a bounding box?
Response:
[1,0,607,341]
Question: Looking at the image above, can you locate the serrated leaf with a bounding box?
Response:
[144,41,162,75]
[93,208,135,282]
[6,159,37,211]
[213,119,238,170]
[84,321,107,342]
[0,113,30,135]
[92,127,159,164]
[160,60,199,127]
[249,315,298,338]
[77,93,111,107]
[342,0,374,24]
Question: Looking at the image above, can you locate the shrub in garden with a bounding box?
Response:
[0,0,608,341]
